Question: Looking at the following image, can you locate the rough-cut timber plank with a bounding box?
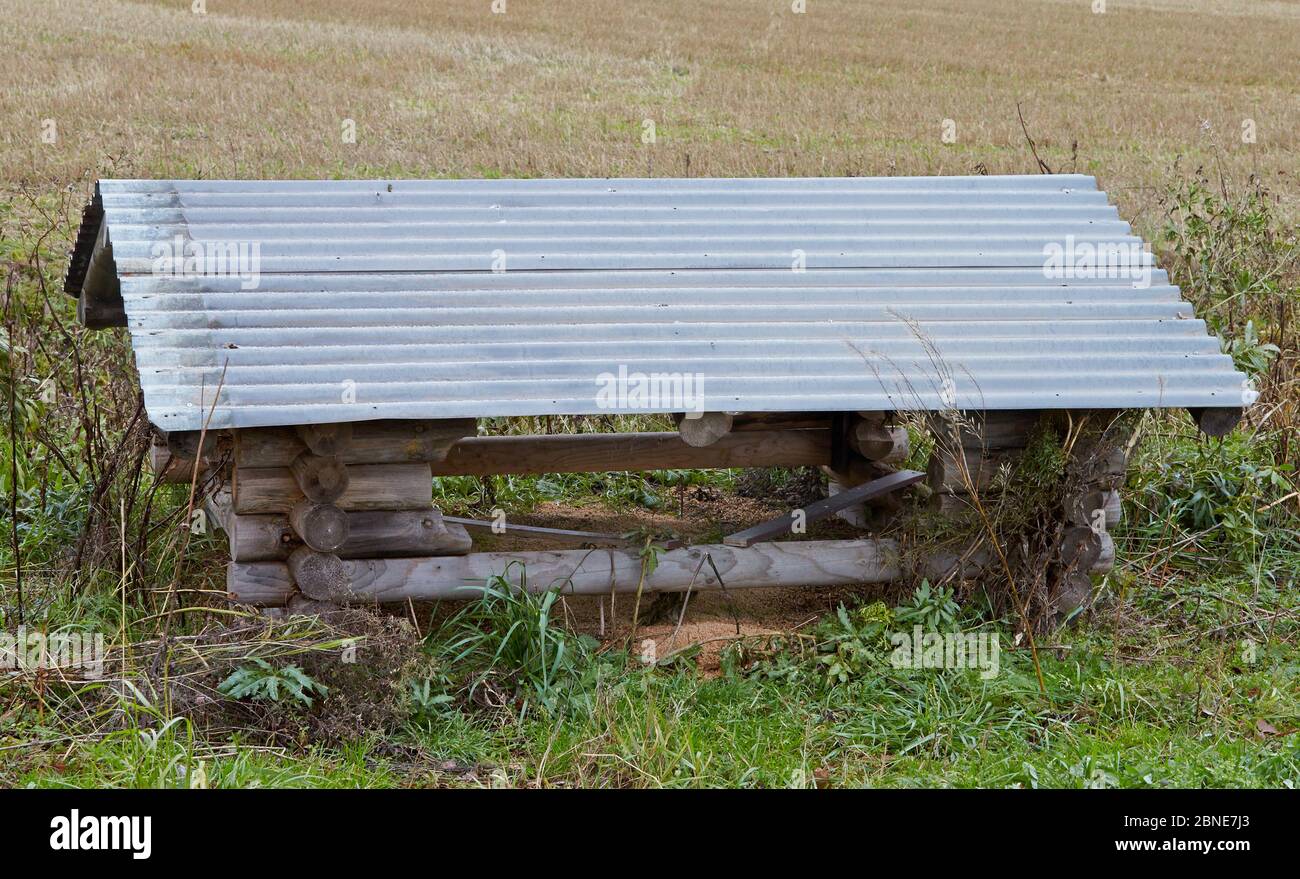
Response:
[723,469,923,547]
[443,517,633,546]
[223,507,470,562]
[677,412,734,447]
[289,500,350,552]
[233,462,432,514]
[234,538,902,605]
[235,419,476,467]
[430,429,830,476]
[289,453,350,503]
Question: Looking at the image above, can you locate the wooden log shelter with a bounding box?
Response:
[64,176,1252,614]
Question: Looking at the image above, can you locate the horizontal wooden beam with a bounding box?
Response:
[231,419,477,467]
[227,537,901,606]
[430,429,831,477]
[232,462,432,514]
[219,506,470,562]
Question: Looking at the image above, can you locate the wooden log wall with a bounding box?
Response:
[157,416,854,608]
[161,410,1141,611]
[182,420,474,608]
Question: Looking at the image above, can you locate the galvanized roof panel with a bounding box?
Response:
[67,175,1250,431]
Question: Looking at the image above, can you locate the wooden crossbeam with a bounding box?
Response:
[227,538,903,606]
[722,469,924,547]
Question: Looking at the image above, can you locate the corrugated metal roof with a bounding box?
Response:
[66,175,1250,431]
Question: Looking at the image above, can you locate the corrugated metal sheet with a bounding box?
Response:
[66,175,1250,431]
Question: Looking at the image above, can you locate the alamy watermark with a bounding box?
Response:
[50,810,151,859]
[889,626,1000,680]
[150,235,261,290]
[1042,235,1151,289]
[595,364,705,412]
[1,626,105,679]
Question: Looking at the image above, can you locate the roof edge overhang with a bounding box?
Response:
[64,182,126,329]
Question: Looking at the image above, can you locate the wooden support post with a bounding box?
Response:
[953,410,1042,449]
[925,411,1038,516]
[233,462,433,514]
[677,412,734,447]
[149,442,199,483]
[731,412,831,432]
[821,450,901,528]
[227,538,903,606]
[926,447,1017,494]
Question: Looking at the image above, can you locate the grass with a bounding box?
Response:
[1,0,1298,788]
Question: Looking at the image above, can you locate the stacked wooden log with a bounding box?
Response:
[169,420,477,611]
[1052,424,1130,616]
[922,409,1129,618]
[152,414,860,608]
